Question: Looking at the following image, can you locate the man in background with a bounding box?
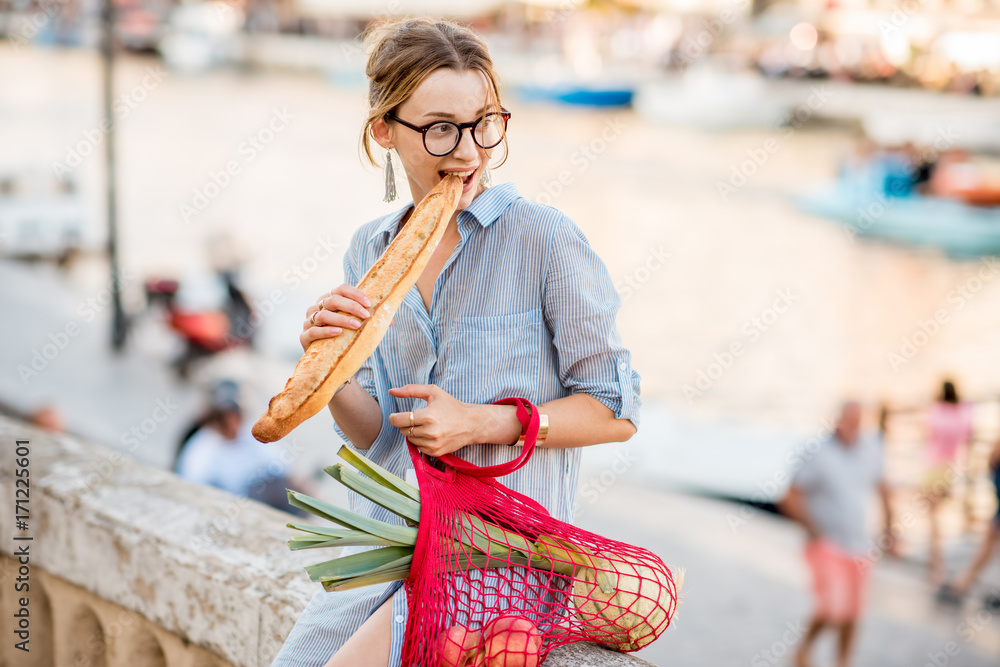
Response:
[176,379,312,515]
[779,401,896,667]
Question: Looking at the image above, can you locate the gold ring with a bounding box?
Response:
[409,411,414,427]
[310,310,318,326]
[408,425,413,436]
[317,298,325,311]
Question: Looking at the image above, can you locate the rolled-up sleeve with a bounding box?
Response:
[541,214,641,430]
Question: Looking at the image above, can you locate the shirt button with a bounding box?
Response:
[395,614,405,624]
[619,362,627,371]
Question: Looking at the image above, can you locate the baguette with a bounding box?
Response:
[252,175,464,443]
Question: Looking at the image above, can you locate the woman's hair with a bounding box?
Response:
[359,18,507,169]
[940,380,959,404]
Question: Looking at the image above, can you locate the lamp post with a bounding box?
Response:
[101,0,127,351]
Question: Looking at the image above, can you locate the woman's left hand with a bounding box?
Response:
[388,384,482,457]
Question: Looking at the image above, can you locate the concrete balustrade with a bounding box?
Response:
[0,415,654,667]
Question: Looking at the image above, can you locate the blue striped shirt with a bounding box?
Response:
[271,181,641,667]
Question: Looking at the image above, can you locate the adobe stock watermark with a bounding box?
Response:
[844,126,959,242]
[17,268,137,385]
[179,108,295,224]
[726,416,836,531]
[750,620,807,667]
[572,447,638,520]
[670,0,749,68]
[223,235,344,347]
[856,458,968,568]
[210,0,245,23]
[887,257,998,371]
[281,236,343,291]
[716,86,832,202]
[542,0,586,24]
[51,67,169,179]
[189,438,307,552]
[337,1,406,64]
[7,0,73,53]
[615,246,671,302]
[917,592,1000,667]
[878,0,922,39]
[76,397,182,495]
[683,288,799,402]
[534,116,628,205]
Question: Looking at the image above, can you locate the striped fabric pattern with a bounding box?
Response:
[270,180,641,667]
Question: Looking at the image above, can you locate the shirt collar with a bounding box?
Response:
[369,181,520,246]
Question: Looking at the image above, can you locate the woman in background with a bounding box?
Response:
[939,430,1000,605]
[923,380,974,584]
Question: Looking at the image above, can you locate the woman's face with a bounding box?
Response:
[375,67,499,211]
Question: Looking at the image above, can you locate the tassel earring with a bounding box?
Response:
[383,149,397,203]
[481,166,492,187]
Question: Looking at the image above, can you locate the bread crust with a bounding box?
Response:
[252,175,464,443]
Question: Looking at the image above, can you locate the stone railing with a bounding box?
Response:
[0,415,654,667]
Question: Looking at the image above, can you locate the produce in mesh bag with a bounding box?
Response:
[284,402,682,665]
[533,534,681,651]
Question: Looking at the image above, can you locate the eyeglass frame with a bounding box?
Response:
[383,108,511,156]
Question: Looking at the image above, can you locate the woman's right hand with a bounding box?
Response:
[300,284,373,353]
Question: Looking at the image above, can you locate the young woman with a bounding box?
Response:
[270,18,641,667]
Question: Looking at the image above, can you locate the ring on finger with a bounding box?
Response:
[407,425,413,436]
[310,310,319,326]
[409,411,414,428]
[317,298,325,311]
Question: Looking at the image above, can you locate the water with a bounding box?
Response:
[4,45,1000,493]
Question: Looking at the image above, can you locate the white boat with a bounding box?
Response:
[0,169,91,265]
[635,65,792,130]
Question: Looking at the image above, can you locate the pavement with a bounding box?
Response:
[576,480,1000,667]
[3,255,1000,666]
[0,255,344,497]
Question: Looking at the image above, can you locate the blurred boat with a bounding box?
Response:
[863,109,1000,154]
[0,170,88,267]
[158,1,245,73]
[635,64,792,130]
[514,83,634,107]
[797,184,1000,258]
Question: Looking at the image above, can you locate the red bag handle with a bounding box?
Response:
[420,397,540,478]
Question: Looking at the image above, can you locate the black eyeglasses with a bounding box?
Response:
[384,108,511,156]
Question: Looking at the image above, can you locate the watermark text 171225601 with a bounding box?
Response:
[12,438,33,653]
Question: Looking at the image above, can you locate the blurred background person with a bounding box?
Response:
[938,428,1000,606]
[919,380,975,584]
[29,403,65,432]
[175,378,311,515]
[778,402,896,667]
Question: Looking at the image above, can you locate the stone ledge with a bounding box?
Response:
[0,415,314,666]
[0,415,656,667]
[0,555,233,667]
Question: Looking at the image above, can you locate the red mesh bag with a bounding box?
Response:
[402,397,681,667]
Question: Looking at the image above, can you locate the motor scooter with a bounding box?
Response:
[143,268,254,379]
